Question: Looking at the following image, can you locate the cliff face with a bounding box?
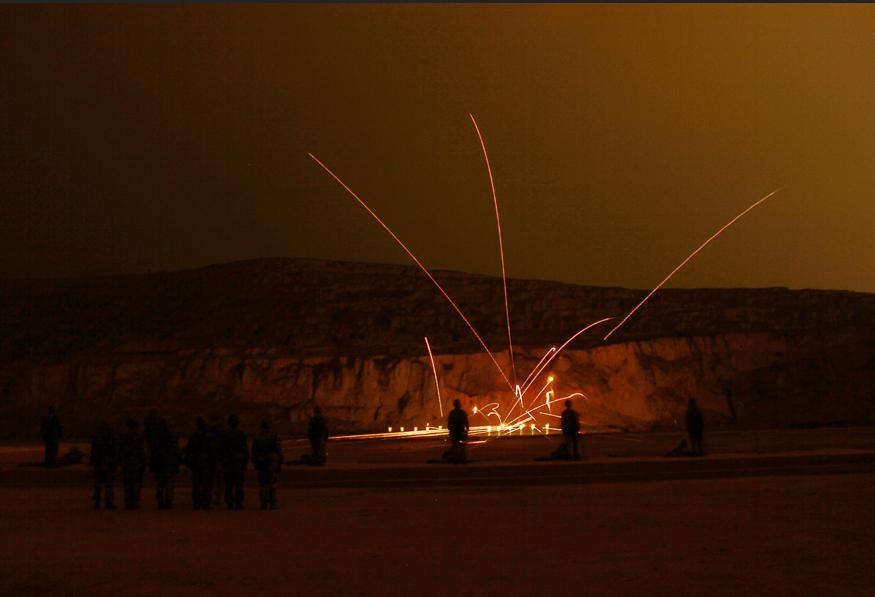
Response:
[1,258,873,437]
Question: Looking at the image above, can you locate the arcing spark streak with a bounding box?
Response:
[310,117,783,435]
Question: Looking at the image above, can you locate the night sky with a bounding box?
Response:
[2,4,874,291]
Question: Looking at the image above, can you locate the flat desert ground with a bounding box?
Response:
[1,429,873,595]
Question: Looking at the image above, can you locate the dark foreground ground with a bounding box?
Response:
[2,476,873,595]
[1,428,873,595]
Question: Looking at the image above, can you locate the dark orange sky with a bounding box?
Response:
[2,4,874,291]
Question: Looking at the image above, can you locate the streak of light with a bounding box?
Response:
[470,113,517,386]
[520,347,556,391]
[520,317,615,397]
[518,380,552,420]
[424,336,444,417]
[539,412,561,419]
[504,385,525,421]
[308,152,513,390]
[506,389,591,429]
[603,188,784,340]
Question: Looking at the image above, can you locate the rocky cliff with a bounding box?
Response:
[1,258,873,437]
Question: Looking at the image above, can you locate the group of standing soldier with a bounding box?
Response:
[86,411,290,511]
[40,398,704,505]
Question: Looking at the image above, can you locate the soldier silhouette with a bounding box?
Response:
[118,418,146,510]
[184,417,215,510]
[208,415,225,507]
[149,418,181,509]
[446,400,469,463]
[686,398,705,456]
[40,406,62,468]
[561,400,581,460]
[221,414,249,510]
[307,407,329,465]
[89,421,118,510]
[252,419,283,510]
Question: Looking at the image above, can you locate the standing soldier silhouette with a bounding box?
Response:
[561,400,581,460]
[307,407,329,465]
[40,406,62,468]
[149,418,181,509]
[184,417,213,510]
[252,419,283,510]
[89,421,118,510]
[221,414,249,510]
[447,400,470,463]
[685,397,705,456]
[118,418,146,510]
[208,415,225,507]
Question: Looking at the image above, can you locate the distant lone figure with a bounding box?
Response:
[446,400,470,463]
[40,406,62,468]
[685,398,705,456]
[307,407,329,465]
[252,419,283,510]
[221,414,249,510]
[561,400,581,460]
[89,421,118,510]
[118,418,146,510]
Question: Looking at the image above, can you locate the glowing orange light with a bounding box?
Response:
[424,336,444,417]
[603,188,783,340]
[520,347,556,392]
[521,317,614,398]
[471,113,517,386]
[308,152,513,391]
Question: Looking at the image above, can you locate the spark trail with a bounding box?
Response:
[424,336,443,417]
[603,188,784,341]
[470,113,517,386]
[520,317,615,397]
[308,152,513,390]
[502,317,615,429]
[521,347,556,391]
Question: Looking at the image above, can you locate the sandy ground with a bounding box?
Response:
[1,474,873,596]
[2,428,873,595]
[4,426,875,469]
